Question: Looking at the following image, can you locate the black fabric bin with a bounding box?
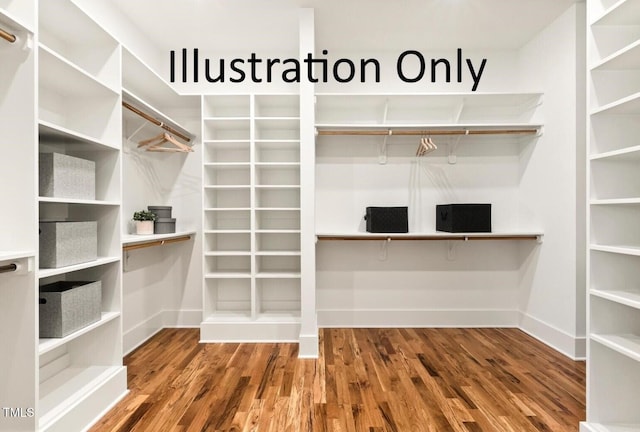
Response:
[365,207,408,233]
[436,204,491,233]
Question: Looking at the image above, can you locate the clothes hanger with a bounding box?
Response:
[139,132,193,152]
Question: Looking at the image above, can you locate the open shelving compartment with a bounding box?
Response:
[201,94,302,342]
[584,1,640,430]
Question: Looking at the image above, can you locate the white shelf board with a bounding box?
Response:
[39,197,119,206]
[0,251,34,261]
[591,198,640,205]
[592,39,640,70]
[204,230,251,234]
[204,207,251,212]
[202,116,251,122]
[39,120,119,151]
[38,256,120,279]
[591,333,640,362]
[204,185,251,190]
[0,7,34,33]
[255,185,300,189]
[39,45,119,97]
[255,251,301,256]
[204,162,251,167]
[255,272,301,279]
[204,272,252,279]
[204,251,251,257]
[202,312,252,323]
[122,230,196,246]
[254,139,300,143]
[592,0,640,25]
[255,162,301,167]
[590,145,640,161]
[592,92,640,115]
[581,424,640,432]
[590,244,640,256]
[315,122,542,131]
[38,312,120,355]
[203,139,250,144]
[255,313,301,323]
[591,289,640,310]
[316,231,544,241]
[123,89,194,142]
[255,229,301,234]
[38,365,124,430]
[255,207,301,211]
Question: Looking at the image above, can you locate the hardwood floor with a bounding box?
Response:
[90,328,585,432]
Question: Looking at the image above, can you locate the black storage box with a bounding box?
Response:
[365,207,408,233]
[436,204,491,233]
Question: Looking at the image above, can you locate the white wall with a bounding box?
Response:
[517,3,586,358]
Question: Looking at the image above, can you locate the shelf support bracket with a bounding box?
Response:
[379,237,391,261]
[447,240,457,261]
[448,130,467,164]
[379,129,391,164]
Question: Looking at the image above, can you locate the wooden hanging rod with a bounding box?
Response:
[0,263,18,274]
[123,235,192,252]
[0,27,17,43]
[122,101,192,143]
[317,128,539,137]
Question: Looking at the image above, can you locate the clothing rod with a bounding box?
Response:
[122,101,192,143]
[0,27,17,43]
[317,129,539,136]
[0,263,18,274]
[123,235,192,252]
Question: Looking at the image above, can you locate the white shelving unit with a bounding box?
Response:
[35,1,127,431]
[583,1,640,431]
[201,94,301,342]
[315,92,544,237]
[1,2,37,431]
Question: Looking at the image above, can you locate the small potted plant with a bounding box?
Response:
[133,210,156,235]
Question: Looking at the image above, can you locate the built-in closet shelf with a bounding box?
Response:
[205,251,252,257]
[315,123,542,133]
[591,0,640,25]
[591,92,640,115]
[581,424,640,432]
[203,313,253,323]
[592,39,640,71]
[255,162,301,167]
[590,145,640,161]
[38,311,120,355]
[39,365,125,431]
[39,197,120,206]
[256,251,301,256]
[0,7,34,34]
[205,207,252,212]
[38,256,120,279]
[204,272,252,279]
[256,229,301,234]
[316,231,544,241]
[590,244,640,256]
[255,185,301,190]
[122,231,195,250]
[592,333,640,362]
[204,185,251,190]
[39,45,119,96]
[204,163,251,168]
[591,289,640,310]
[39,121,119,151]
[205,230,252,234]
[255,272,301,279]
[0,251,34,261]
[256,207,301,211]
[123,89,194,142]
[591,198,640,205]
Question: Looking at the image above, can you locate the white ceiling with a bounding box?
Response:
[110,0,578,53]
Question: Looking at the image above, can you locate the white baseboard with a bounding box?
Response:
[124,309,202,355]
[518,312,586,360]
[298,333,319,358]
[317,309,520,328]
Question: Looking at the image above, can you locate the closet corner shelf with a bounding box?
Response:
[122,231,196,251]
[122,89,195,143]
[316,231,544,242]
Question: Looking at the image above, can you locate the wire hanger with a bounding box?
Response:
[138,132,193,153]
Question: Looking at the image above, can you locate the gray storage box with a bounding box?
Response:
[154,218,176,234]
[39,221,97,268]
[39,280,101,338]
[148,206,172,218]
[39,152,95,200]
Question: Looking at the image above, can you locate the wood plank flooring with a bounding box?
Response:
[90,328,585,432]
